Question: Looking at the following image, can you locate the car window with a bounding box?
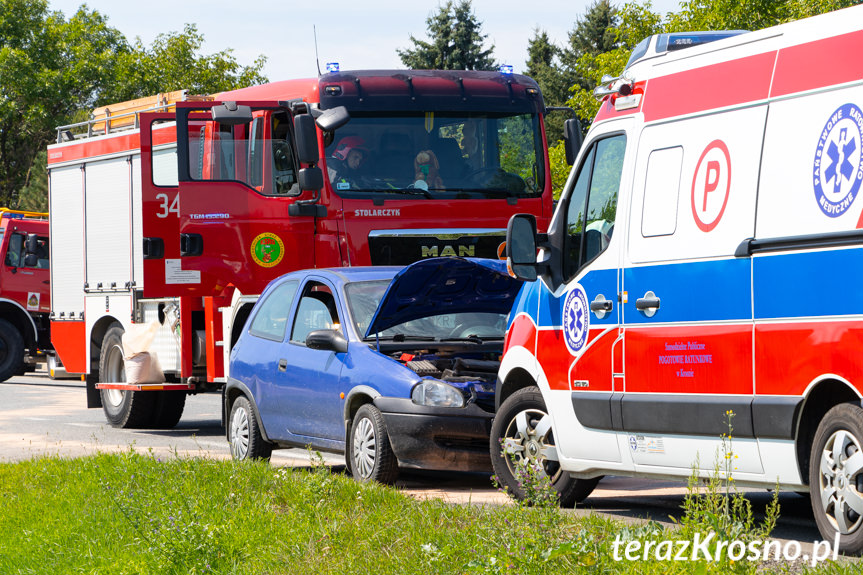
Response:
[291,283,340,344]
[248,280,299,341]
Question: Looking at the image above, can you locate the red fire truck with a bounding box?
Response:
[47,69,562,428]
[0,208,51,382]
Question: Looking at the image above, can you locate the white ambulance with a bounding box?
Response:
[495,6,863,554]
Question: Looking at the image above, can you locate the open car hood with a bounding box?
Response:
[365,257,523,337]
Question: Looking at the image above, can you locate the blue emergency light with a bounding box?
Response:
[326,62,340,73]
[499,65,514,75]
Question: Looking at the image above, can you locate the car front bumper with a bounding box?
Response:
[373,397,494,473]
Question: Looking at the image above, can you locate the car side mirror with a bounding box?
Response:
[505,214,538,281]
[306,329,348,353]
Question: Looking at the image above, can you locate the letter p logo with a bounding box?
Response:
[691,140,731,232]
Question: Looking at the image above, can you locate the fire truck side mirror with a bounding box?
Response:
[299,167,324,192]
[25,233,39,255]
[563,118,583,165]
[294,114,319,164]
[211,102,253,126]
[314,106,350,133]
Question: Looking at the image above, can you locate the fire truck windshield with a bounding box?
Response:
[324,112,545,199]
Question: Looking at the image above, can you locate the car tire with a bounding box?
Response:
[491,387,600,507]
[150,391,186,429]
[809,402,863,555]
[98,323,155,428]
[0,318,24,383]
[348,404,398,484]
[228,396,272,461]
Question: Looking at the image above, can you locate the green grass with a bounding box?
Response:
[0,450,855,574]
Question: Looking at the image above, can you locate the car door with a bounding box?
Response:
[275,278,347,442]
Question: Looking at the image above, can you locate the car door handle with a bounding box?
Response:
[278,358,288,372]
[635,291,660,318]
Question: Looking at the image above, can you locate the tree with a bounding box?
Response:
[526,29,570,145]
[567,0,620,58]
[398,0,496,70]
[0,1,267,209]
[0,0,129,206]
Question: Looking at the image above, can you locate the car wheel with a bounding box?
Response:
[99,323,155,428]
[491,387,600,507]
[229,396,272,460]
[0,318,24,383]
[809,403,863,555]
[348,404,398,484]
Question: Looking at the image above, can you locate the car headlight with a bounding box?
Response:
[411,380,465,408]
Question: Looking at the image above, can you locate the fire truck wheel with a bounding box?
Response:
[150,391,187,429]
[228,396,272,460]
[348,404,398,484]
[98,324,155,428]
[809,402,863,556]
[0,318,24,383]
[491,387,601,508]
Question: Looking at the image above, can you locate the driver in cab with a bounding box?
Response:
[328,136,369,190]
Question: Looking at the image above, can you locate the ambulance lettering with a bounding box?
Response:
[813,103,863,218]
[690,140,731,232]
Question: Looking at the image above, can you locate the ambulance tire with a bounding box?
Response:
[809,403,863,556]
[0,319,24,383]
[491,387,600,508]
[98,324,156,429]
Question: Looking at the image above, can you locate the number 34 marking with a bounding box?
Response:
[155,193,180,218]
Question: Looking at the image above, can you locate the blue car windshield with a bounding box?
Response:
[345,280,508,341]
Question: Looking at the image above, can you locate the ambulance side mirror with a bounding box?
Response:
[563,118,583,165]
[506,214,539,282]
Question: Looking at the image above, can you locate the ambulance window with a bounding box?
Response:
[641,146,682,237]
[563,134,626,281]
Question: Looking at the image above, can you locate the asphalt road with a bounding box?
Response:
[0,366,846,562]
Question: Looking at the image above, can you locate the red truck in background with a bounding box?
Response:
[0,208,51,381]
[47,69,563,429]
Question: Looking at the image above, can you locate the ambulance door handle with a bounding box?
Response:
[590,295,613,319]
[635,291,660,318]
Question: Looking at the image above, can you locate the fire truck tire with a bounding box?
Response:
[0,319,25,383]
[491,387,600,508]
[98,324,156,428]
[809,402,863,556]
[228,396,272,460]
[150,391,186,429]
[348,404,398,484]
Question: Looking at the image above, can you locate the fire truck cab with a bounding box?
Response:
[498,6,863,554]
[0,209,51,382]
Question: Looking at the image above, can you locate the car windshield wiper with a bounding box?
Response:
[439,334,503,344]
[363,334,431,342]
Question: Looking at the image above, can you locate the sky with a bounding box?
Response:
[49,0,684,81]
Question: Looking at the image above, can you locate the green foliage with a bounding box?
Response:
[0,0,266,209]
[398,0,496,70]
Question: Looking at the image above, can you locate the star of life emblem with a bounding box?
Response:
[563,285,589,356]
[813,103,863,218]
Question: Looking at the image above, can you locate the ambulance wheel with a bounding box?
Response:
[0,318,24,383]
[98,324,155,429]
[810,403,863,555]
[491,387,600,507]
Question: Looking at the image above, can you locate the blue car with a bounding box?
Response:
[225,257,523,483]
